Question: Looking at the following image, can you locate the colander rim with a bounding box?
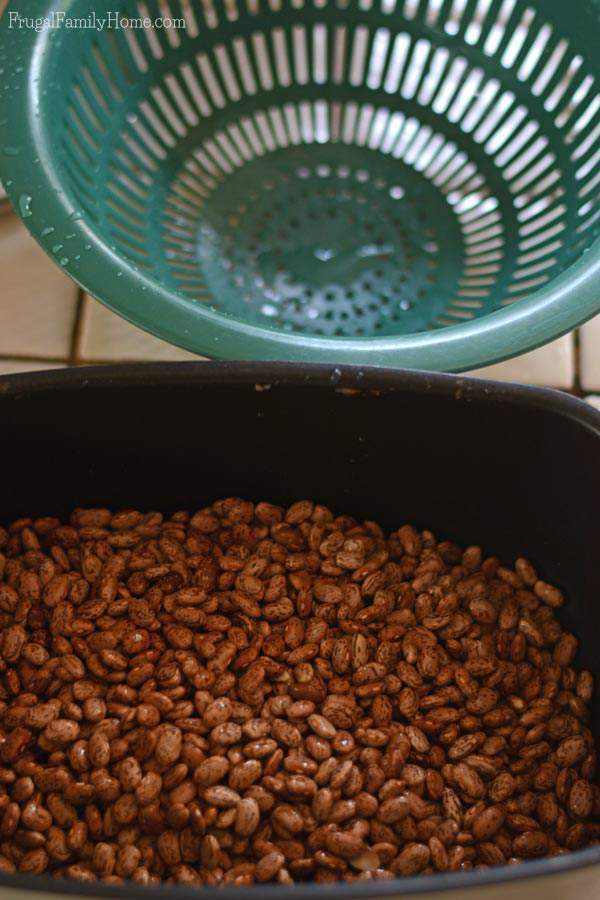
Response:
[2,0,600,371]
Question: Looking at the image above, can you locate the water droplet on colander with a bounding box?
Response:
[3,146,20,156]
[18,194,32,218]
[260,304,278,317]
[117,272,123,278]
[52,244,63,254]
[66,233,76,240]
[358,243,394,259]
[315,248,336,262]
[70,211,83,221]
[59,258,69,267]
[330,367,342,384]
[84,244,92,251]
[15,66,23,73]
[400,300,413,311]
[41,226,55,237]
[389,186,405,200]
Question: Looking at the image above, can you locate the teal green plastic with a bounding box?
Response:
[2,0,600,370]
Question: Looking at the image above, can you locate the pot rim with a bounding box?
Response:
[0,359,598,418]
[1,361,600,438]
[0,842,598,899]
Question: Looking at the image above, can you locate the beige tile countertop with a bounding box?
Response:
[0,211,598,400]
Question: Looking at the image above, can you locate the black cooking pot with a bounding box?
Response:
[0,362,599,900]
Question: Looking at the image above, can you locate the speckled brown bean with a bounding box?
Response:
[568,780,593,819]
[428,836,449,872]
[513,831,549,858]
[19,848,49,874]
[135,772,162,806]
[378,797,410,825]
[118,757,142,792]
[255,851,285,882]
[392,843,430,876]
[555,735,587,768]
[472,806,505,840]
[324,831,365,859]
[93,843,116,878]
[116,845,141,878]
[155,726,182,766]
[235,798,260,837]
[89,732,111,768]
[21,801,52,832]
[534,580,564,608]
[203,786,240,808]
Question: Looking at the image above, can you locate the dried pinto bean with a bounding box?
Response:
[0,501,596,887]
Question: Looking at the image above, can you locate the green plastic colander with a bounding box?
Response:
[2,0,600,370]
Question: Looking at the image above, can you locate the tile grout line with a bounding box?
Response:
[68,288,86,366]
[0,354,68,364]
[572,329,584,398]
